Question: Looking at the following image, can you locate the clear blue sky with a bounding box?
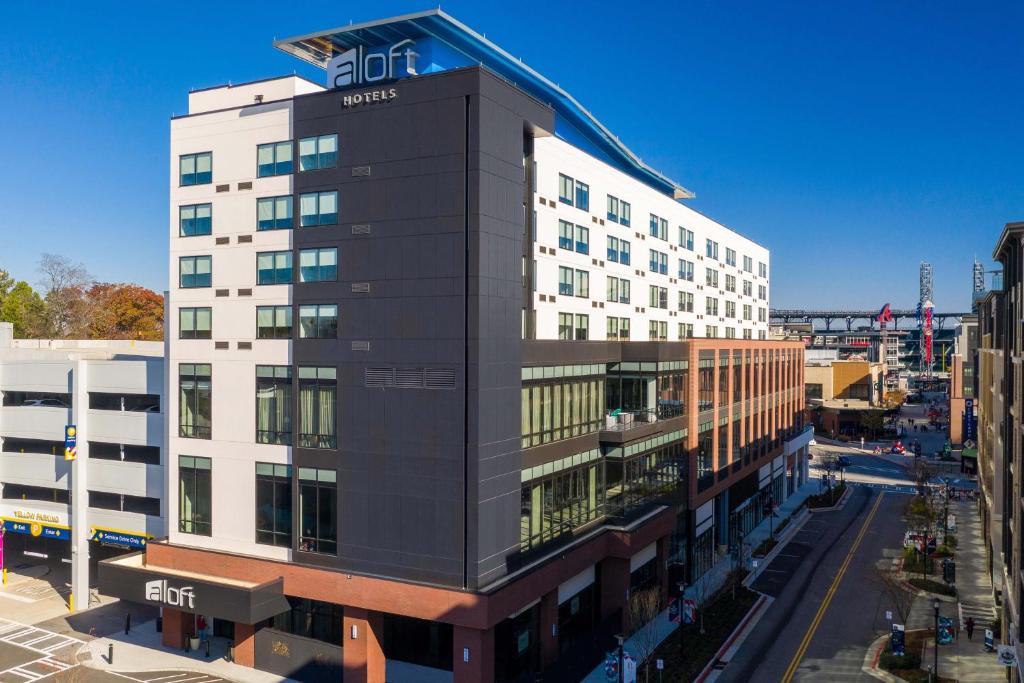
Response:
[1,1,1021,311]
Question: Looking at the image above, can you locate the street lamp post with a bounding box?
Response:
[614,634,622,683]
[933,598,940,682]
[677,581,686,653]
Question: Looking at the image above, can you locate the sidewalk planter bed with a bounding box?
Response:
[807,484,847,509]
[649,580,759,681]
[879,630,955,683]
[907,578,955,596]
[752,538,778,557]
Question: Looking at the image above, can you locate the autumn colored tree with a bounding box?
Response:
[38,253,92,338]
[86,283,164,341]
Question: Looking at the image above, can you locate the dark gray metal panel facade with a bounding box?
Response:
[291,67,554,588]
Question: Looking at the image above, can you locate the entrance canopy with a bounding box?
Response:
[98,553,290,624]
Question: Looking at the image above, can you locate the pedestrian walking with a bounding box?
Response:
[966,616,975,640]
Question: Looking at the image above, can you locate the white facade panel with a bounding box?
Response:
[87,410,162,447]
[0,452,71,489]
[0,406,69,441]
[88,459,163,499]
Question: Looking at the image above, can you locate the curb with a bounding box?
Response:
[77,639,246,683]
[862,634,902,682]
[744,508,811,587]
[693,593,773,683]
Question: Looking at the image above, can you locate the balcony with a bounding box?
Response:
[599,405,684,443]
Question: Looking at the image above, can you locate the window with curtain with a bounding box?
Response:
[256,366,292,445]
[558,313,572,340]
[574,314,589,341]
[298,467,337,554]
[256,463,292,547]
[179,364,211,439]
[298,134,338,171]
[179,307,211,340]
[575,225,589,255]
[298,367,336,449]
[257,141,293,177]
[179,152,212,186]
[179,203,212,237]
[299,191,338,226]
[256,251,293,285]
[558,267,573,296]
[298,304,338,339]
[574,270,589,298]
[256,306,293,339]
[299,247,338,282]
[257,195,294,230]
[179,256,211,289]
[179,455,211,535]
[558,220,573,250]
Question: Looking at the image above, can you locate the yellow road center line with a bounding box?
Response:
[780,491,885,683]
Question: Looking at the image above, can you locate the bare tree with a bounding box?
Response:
[693,572,714,635]
[625,588,663,683]
[37,254,92,338]
[876,564,914,624]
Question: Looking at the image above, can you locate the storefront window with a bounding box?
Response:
[557,585,595,656]
[271,597,343,645]
[494,604,539,682]
[520,375,604,448]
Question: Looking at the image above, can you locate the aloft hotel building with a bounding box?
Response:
[100,10,810,683]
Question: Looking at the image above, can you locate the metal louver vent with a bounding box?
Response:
[395,368,425,389]
[425,368,456,390]
[365,368,394,387]
[351,224,371,235]
[351,283,370,293]
[351,341,370,351]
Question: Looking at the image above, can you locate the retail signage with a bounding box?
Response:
[2,519,69,541]
[963,399,977,443]
[145,579,195,609]
[90,527,149,549]
[341,87,398,108]
[937,616,954,645]
[985,629,994,650]
[682,598,697,624]
[327,39,418,89]
[891,624,905,656]
[64,425,77,461]
[997,644,1018,666]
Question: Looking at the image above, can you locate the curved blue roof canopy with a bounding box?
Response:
[274,9,694,200]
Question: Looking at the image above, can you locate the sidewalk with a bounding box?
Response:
[81,618,298,682]
[904,500,1002,682]
[581,477,820,682]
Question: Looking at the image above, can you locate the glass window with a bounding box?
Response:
[575,181,589,211]
[298,134,338,171]
[680,228,694,251]
[574,270,589,298]
[558,267,574,297]
[620,201,631,227]
[743,255,753,272]
[299,247,338,282]
[257,141,294,177]
[706,239,718,260]
[705,268,719,288]
[257,195,294,230]
[179,307,211,340]
[299,304,338,338]
[679,291,693,313]
[607,236,620,263]
[256,366,292,445]
[178,364,211,439]
[679,259,694,281]
[706,297,719,315]
[558,313,573,340]
[726,274,736,292]
[575,314,588,340]
[575,225,589,255]
[726,248,737,266]
[257,305,293,339]
[298,367,337,449]
[179,204,212,237]
[179,255,211,289]
[520,462,605,550]
[558,220,573,250]
[257,251,293,285]
[558,174,574,205]
[607,195,619,222]
[298,467,337,553]
[256,462,292,546]
[179,152,212,186]
[620,240,630,266]
[299,191,338,226]
[179,455,211,535]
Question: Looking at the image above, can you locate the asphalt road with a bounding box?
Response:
[721,486,908,682]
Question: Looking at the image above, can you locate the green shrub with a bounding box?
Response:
[934,545,953,558]
[879,648,922,671]
[908,578,955,596]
